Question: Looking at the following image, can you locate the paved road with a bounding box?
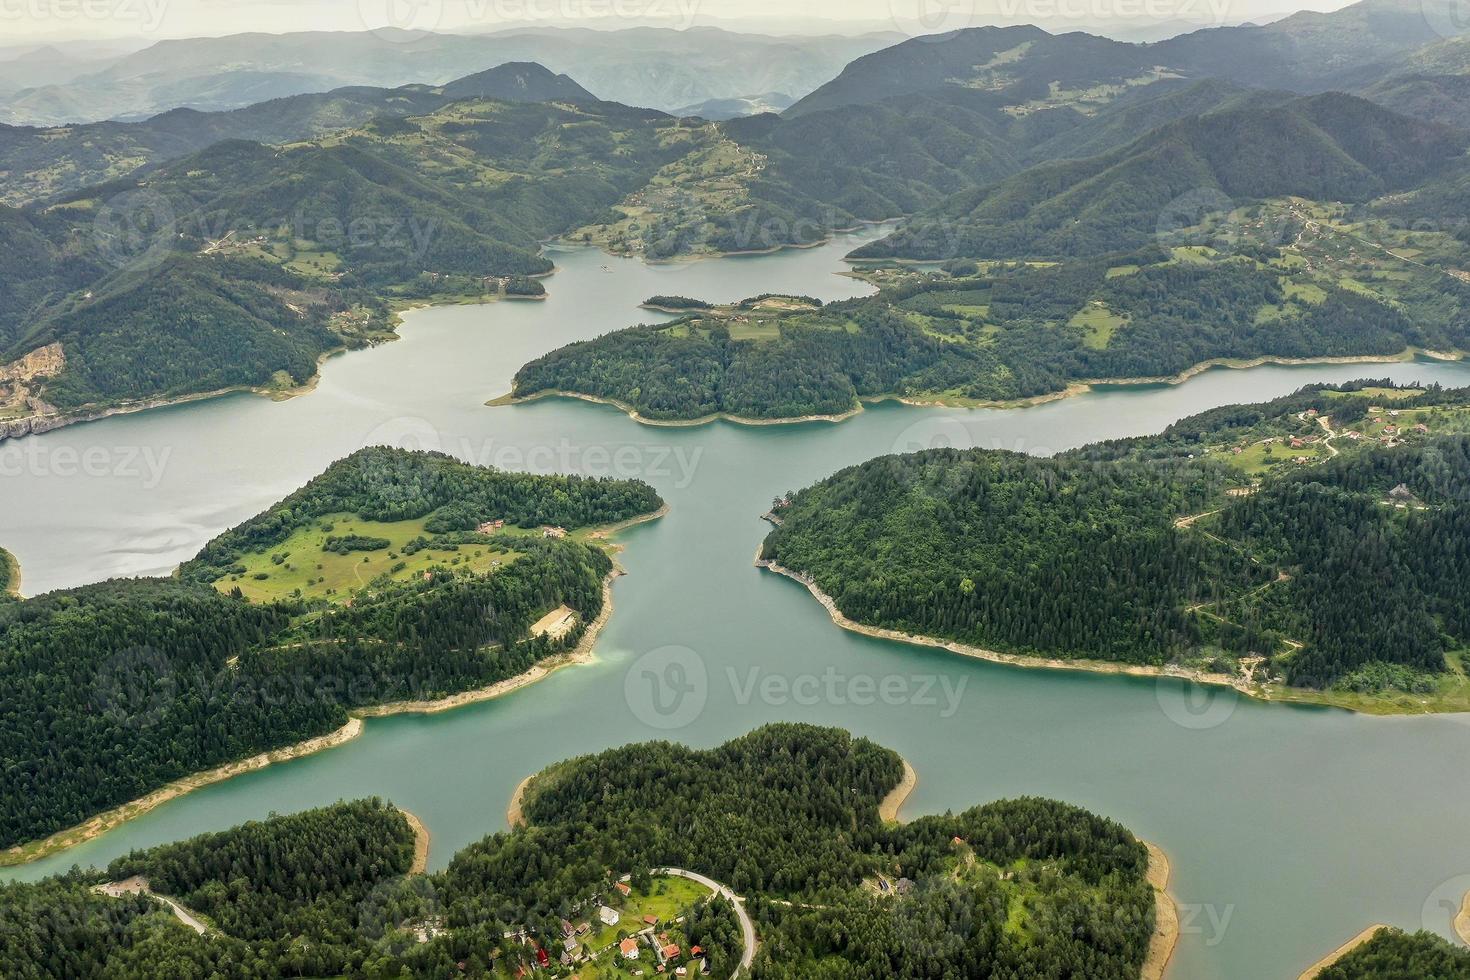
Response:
[654,867,757,976]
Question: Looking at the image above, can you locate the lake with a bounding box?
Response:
[5,228,1470,979]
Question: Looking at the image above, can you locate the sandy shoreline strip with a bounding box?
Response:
[1141,842,1179,980]
[0,718,365,869]
[878,758,917,824]
[2,508,662,870]
[489,388,862,427]
[2,547,20,598]
[398,808,431,874]
[1456,890,1470,946]
[506,775,535,828]
[754,558,1250,696]
[1299,925,1388,979]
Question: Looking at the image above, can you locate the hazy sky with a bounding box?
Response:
[2,0,1359,46]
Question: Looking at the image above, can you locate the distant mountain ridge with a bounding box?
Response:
[856,91,1469,260]
[0,26,891,126]
[788,0,1470,119]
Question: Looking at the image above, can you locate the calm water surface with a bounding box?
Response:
[5,229,1470,979]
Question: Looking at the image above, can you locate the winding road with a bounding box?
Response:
[653,867,757,976]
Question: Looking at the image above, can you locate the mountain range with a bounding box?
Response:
[0,27,892,126]
[4,0,1470,437]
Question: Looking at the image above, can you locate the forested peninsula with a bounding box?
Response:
[759,383,1470,713]
[1,725,1167,980]
[509,240,1470,424]
[0,447,663,859]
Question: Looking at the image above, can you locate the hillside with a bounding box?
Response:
[0,62,595,207]
[2,725,1160,979]
[0,448,662,853]
[0,94,693,425]
[761,383,1470,708]
[787,25,1180,117]
[857,93,1468,260]
[512,226,1470,421]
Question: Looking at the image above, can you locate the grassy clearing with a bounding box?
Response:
[728,319,781,341]
[213,512,526,603]
[1067,301,1126,349]
[580,875,712,956]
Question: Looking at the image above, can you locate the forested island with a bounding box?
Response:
[759,383,1470,713]
[0,724,1167,979]
[510,237,1470,423]
[0,448,663,860]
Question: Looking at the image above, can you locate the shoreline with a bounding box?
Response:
[506,774,535,828]
[1456,889,1470,946]
[1142,842,1179,980]
[753,558,1461,716]
[1,547,19,598]
[501,348,1467,429]
[0,507,661,870]
[754,557,1253,696]
[572,218,899,267]
[0,718,365,869]
[0,280,547,444]
[489,388,863,427]
[398,808,431,874]
[1299,925,1388,979]
[878,757,917,823]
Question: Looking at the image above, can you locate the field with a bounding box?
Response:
[213,512,527,603]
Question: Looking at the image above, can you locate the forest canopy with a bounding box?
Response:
[0,725,1158,980]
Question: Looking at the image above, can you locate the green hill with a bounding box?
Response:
[0,61,596,208]
[0,448,661,853]
[2,725,1159,980]
[761,383,1470,708]
[856,93,1467,261]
